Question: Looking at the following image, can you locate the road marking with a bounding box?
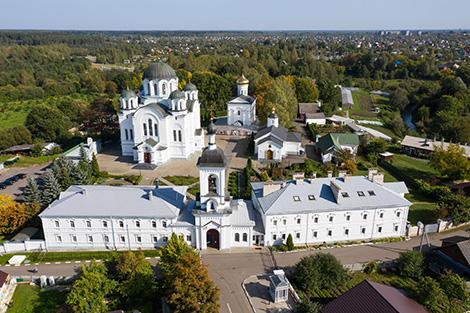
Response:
[95,260,102,263]
[4,265,10,267]
[74,261,81,264]
[65,261,71,264]
[145,257,151,260]
[226,303,232,313]
[84,260,91,263]
[55,262,61,264]
[45,262,51,264]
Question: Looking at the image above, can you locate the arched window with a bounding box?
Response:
[153,83,158,96]
[154,124,158,137]
[208,175,217,194]
[143,123,147,136]
[148,119,153,136]
[125,129,129,140]
[242,233,248,242]
[235,233,240,242]
[162,83,167,95]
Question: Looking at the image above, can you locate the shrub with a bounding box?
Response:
[363,261,379,274]
[286,234,294,251]
[397,251,425,280]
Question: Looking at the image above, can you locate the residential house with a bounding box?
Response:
[316,133,360,163]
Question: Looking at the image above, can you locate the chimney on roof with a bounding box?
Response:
[329,180,341,203]
[263,183,282,197]
[147,190,154,201]
[338,170,347,178]
[367,168,378,181]
[368,168,384,184]
[327,171,333,178]
[293,172,305,184]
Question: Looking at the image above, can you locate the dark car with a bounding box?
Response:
[16,173,27,179]
[0,183,6,189]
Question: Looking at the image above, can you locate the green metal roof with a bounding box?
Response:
[316,133,360,154]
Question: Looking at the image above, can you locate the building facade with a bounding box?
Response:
[118,62,204,166]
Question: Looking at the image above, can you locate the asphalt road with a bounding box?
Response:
[0,164,49,200]
[1,228,468,313]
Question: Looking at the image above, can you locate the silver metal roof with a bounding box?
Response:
[39,185,187,218]
[252,176,411,215]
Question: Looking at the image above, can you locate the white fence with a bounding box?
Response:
[408,219,463,238]
[0,240,45,254]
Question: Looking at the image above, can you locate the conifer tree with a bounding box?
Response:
[90,154,100,178]
[41,170,62,207]
[52,156,75,190]
[23,177,42,205]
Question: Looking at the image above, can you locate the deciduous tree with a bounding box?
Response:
[430,144,470,181]
[0,195,26,235]
[397,251,424,280]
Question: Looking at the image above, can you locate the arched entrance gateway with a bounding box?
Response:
[266,149,273,160]
[206,229,220,249]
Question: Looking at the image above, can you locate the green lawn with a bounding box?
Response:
[163,175,199,186]
[0,250,160,265]
[350,90,378,119]
[0,111,28,129]
[0,154,58,167]
[7,284,67,313]
[389,154,437,181]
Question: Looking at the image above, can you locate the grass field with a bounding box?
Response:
[0,249,160,265]
[0,154,58,167]
[7,284,67,313]
[350,90,378,119]
[163,175,199,186]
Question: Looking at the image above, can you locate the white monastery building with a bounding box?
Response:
[254,109,303,161]
[118,62,204,166]
[226,74,257,127]
[40,129,410,252]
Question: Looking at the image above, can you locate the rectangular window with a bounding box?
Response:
[341,192,350,198]
[86,221,91,228]
[273,234,277,240]
[345,229,349,235]
[153,236,158,242]
[72,235,77,242]
[357,191,365,197]
[154,124,158,137]
[162,221,167,228]
[178,130,182,142]
[129,129,133,140]
[186,235,191,242]
[173,130,177,141]
[396,211,401,217]
[328,230,332,236]
[361,227,366,234]
[283,219,287,225]
[273,220,278,226]
[297,218,301,224]
[296,233,300,239]
[346,215,351,221]
[70,220,75,228]
[152,221,157,228]
[163,236,168,242]
[104,235,109,243]
[313,231,318,238]
[394,225,399,232]
[282,234,286,240]
[143,123,147,136]
[88,235,93,243]
[135,221,140,228]
[314,217,318,223]
[378,226,382,233]
[56,235,62,242]
[54,220,59,228]
[125,129,129,140]
[293,196,301,202]
[363,214,368,220]
[120,236,126,243]
[136,236,142,243]
[103,221,108,228]
[119,221,124,228]
[329,216,334,222]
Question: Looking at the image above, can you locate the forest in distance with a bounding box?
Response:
[0,30,469,151]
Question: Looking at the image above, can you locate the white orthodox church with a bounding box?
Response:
[118,62,204,166]
[226,74,257,128]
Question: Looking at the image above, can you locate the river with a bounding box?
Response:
[403,105,417,131]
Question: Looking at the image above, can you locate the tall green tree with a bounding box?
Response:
[66,262,117,313]
[293,253,349,292]
[23,177,41,205]
[430,144,470,181]
[25,105,71,142]
[90,154,100,178]
[263,76,297,127]
[41,170,62,207]
[294,77,319,103]
[159,233,196,276]
[397,251,425,280]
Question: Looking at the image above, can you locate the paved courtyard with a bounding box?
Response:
[244,274,296,312]
[0,164,49,200]
[96,134,253,186]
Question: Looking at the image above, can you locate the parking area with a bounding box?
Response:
[0,164,48,200]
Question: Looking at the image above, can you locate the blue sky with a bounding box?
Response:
[1,0,469,30]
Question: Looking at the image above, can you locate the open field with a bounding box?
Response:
[0,154,58,167]
[350,90,378,119]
